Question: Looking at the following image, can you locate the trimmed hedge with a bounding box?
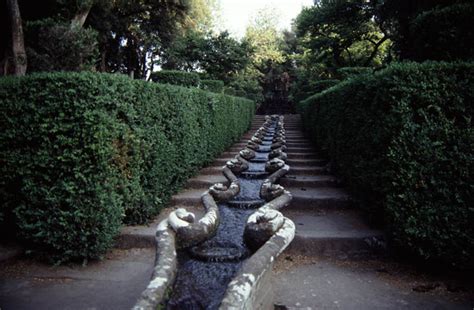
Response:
[298,62,473,268]
[200,79,224,93]
[411,2,474,62]
[292,79,340,105]
[0,72,255,262]
[336,67,372,80]
[149,70,200,87]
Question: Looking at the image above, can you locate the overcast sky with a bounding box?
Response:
[217,0,314,38]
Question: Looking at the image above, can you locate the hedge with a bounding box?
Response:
[200,79,224,93]
[336,67,372,80]
[149,70,200,87]
[292,79,340,105]
[411,2,474,62]
[0,72,255,262]
[298,62,473,268]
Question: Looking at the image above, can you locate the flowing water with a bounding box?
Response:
[166,122,276,309]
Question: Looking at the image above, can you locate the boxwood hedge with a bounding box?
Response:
[200,79,225,93]
[292,79,340,106]
[298,62,473,268]
[149,70,200,87]
[411,2,474,62]
[336,67,372,80]
[0,72,255,262]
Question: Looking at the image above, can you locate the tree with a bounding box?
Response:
[69,0,94,28]
[244,8,293,113]
[295,0,390,71]
[183,0,219,33]
[160,29,205,71]
[26,19,98,72]
[160,30,252,82]
[245,8,285,67]
[200,32,252,82]
[6,0,27,76]
[84,0,191,78]
[376,0,473,61]
[410,2,474,61]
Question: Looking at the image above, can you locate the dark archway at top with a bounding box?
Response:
[256,60,294,115]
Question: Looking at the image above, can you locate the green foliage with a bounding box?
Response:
[200,79,224,93]
[410,3,474,61]
[296,0,390,69]
[292,78,340,105]
[298,62,474,268]
[200,32,252,82]
[245,8,285,66]
[376,0,462,60]
[150,70,200,87]
[86,0,191,78]
[161,30,252,83]
[0,72,255,262]
[336,67,372,80]
[25,19,98,72]
[243,8,294,113]
[226,73,264,105]
[160,30,205,71]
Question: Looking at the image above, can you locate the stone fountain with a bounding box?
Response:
[134,115,295,309]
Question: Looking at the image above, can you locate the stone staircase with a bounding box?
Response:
[115,114,470,309]
[1,114,470,310]
[275,114,385,259]
[170,114,469,309]
[171,114,385,259]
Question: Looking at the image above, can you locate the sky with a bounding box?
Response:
[217,0,314,38]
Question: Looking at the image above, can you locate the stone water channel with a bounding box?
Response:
[134,115,295,309]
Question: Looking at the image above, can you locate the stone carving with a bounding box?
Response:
[135,114,295,310]
[246,140,260,151]
[269,148,288,161]
[172,192,220,249]
[244,208,285,251]
[226,155,249,173]
[209,181,240,202]
[265,158,285,173]
[133,219,177,310]
[239,148,256,161]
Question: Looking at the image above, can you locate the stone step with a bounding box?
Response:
[170,188,205,206]
[287,166,328,175]
[233,142,247,147]
[286,152,320,159]
[286,158,326,166]
[284,129,305,132]
[279,175,340,188]
[170,186,351,211]
[284,187,352,210]
[228,146,245,152]
[200,166,224,175]
[283,209,385,258]
[186,174,228,189]
[212,157,233,166]
[286,147,316,153]
[217,151,238,158]
[285,138,312,143]
[285,142,313,147]
[117,206,206,249]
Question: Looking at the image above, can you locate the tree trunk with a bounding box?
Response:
[6,0,26,76]
[71,3,92,29]
[364,36,389,67]
[100,49,107,72]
